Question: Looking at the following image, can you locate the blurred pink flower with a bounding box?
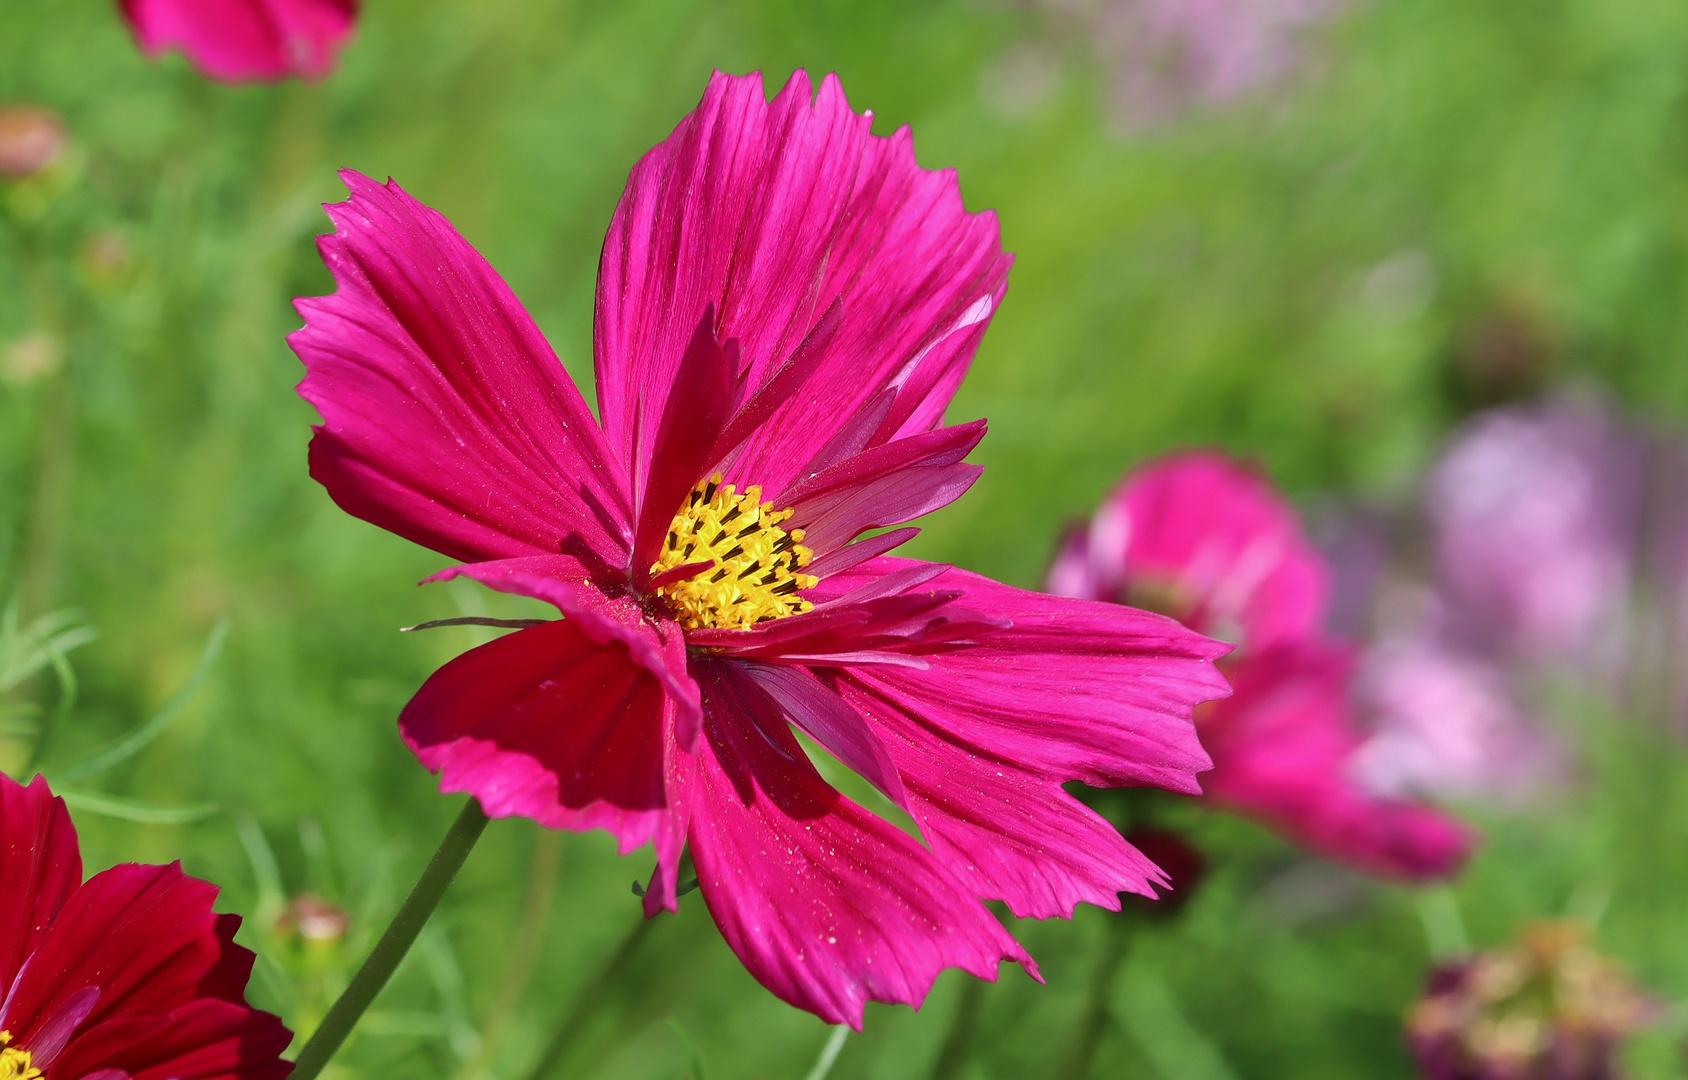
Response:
[1203,642,1470,879]
[1049,449,1327,651]
[1052,450,1471,880]
[292,70,1230,1026]
[118,0,358,83]
[1352,628,1558,805]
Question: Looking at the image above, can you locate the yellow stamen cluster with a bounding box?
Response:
[0,1032,40,1080]
[652,474,817,631]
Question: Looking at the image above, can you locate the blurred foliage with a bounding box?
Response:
[5,0,1688,1077]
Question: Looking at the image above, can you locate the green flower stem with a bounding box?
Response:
[930,978,985,1080]
[290,797,491,1080]
[1056,910,1140,1079]
[521,913,657,1080]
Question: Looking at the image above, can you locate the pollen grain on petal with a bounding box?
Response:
[652,474,817,630]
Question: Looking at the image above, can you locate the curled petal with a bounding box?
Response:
[399,619,689,868]
[427,555,699,741]
[686,660,1032,1028]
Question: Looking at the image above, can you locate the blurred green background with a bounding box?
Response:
[6,0,1688,1077]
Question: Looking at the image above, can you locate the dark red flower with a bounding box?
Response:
[0,773,292,1080]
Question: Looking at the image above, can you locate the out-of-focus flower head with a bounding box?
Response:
[1050,449,1328,651]
[1052,450,1472,880]
[118,0,358,83]
[1,333,63,386]
[1353,624,1561,805]
[0,106,65,180]
[1018,0,1348,129]
[1122,826,1207,914]
[0,772,293,1080]
[1406,921,1657,1080]
[276,893,349,946]
[1427,395,1647,666]
[291,69,1230,1027]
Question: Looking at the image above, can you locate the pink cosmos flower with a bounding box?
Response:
[1051,450,1471,879]
[290,70,1230,1026]
[118,0,357,83]
[0,773,293,1080]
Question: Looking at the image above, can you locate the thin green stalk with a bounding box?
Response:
[801,1025,850,1080]
[457,829,563,1080]
[930,978,985,1080]
[290,798,490,1080]
[521,914,657,1080]
[1055,912,1139,1080]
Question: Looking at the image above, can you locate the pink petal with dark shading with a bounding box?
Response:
[52,998,293,1080]
[400,619,677,850]
[1202,645,1472,881]
[425,555,700,736]
[294,172,630,568]
[686,661,1033,1028]
[845,563,1226,793]
[594,70,1010,501]
[840,671,1170,918]
[119,0,357,83]
[3,863,252,1040]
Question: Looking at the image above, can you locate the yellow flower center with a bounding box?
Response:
[652,474,817,631]
[0,1033,41,1080]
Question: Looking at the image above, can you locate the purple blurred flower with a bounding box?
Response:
[1352,624,1559,805]
[1427,396,1647,666]
[1350,396,1653,804]
[1014,0,1348,129]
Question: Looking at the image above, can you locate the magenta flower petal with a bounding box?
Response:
[119,0,357,83]
[1054,450,1327,650]
[842,677,1169,918]
[425,555,700,736]
[54,997,292,1080]
[594,70,1011,501]
[294,171,631,568]
[849,564,1226,792]
[686,661,1033,1029]
[1202,644,1472,880]
[400,620,683,849]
